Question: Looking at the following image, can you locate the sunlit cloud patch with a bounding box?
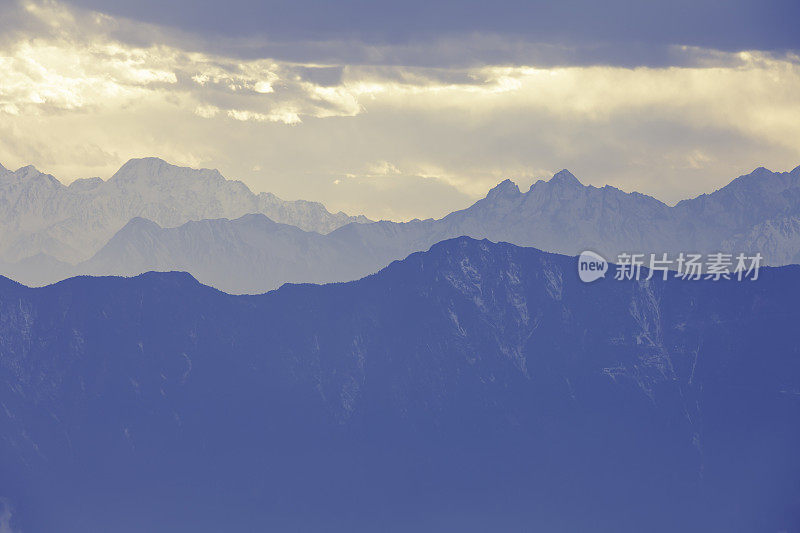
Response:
[0,0,798,220]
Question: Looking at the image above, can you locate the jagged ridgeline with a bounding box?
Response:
[1,238,798,532]
[1,160,800,293]
[0,157,370,264]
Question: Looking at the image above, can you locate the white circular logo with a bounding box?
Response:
[577,251,608,282]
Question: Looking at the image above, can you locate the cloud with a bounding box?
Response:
[328,170,475,221]
[0,0,798,220]
[0,2,366,124]
[62,0,800,63]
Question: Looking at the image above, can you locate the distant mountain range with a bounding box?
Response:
[1,159,799,293]
[3,163,799,293]
[1,238,798,532]
[0,157,369,263]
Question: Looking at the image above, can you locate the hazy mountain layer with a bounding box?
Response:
[0,157,369,263]
[4,163,800,293]
[0,238,798,532]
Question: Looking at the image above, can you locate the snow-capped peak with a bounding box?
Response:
[109,157,226,186]
[0,158,371,264]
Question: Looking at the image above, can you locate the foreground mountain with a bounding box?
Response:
[0,238,798,532]
[0,158,369,263]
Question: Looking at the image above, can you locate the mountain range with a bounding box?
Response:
[4,162,800,293]
[1,159,799,293]
[0,157,369,264]
[0,238,797,532]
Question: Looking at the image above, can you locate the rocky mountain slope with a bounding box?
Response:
[0,238,798,532]
[722,214,800,264]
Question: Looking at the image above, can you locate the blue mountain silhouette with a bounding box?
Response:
[0,238,798,532]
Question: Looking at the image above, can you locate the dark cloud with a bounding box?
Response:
[64,0,800,67]
[2,1,798,221]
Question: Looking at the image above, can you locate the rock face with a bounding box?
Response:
[0,238,798,532]
[0,157,369,263]
[721,214,800,264]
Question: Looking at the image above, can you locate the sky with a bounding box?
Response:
[0,0,798,220]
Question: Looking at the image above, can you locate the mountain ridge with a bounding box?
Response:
[0,237,798,531]
[0,157,371,263]
[4,162,800,293]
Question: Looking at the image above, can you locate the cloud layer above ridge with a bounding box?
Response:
[1,0,798,220]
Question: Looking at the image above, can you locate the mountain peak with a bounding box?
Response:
[714,166,780,193]
[10,165,62,187]
[111,157,172,179]
[749,166,774,178]
[122,216,163,232]
[16,164,41,174]
[485,179,521,200]
[549,169,582,187]
[123,156,170,168]
[109,157,224,185]
[233,213,281,228]
[68,176,104,191]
